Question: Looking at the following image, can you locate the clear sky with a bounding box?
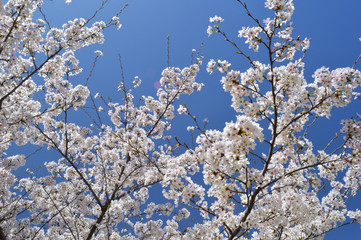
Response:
[30,0,361,238]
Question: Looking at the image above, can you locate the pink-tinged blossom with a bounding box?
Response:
[207,59,216,73]
[209,15,224,23]
[238,26,262,52]
[207,25,214,36]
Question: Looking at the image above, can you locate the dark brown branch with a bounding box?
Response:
[0,47,63,110]
[0,226,6,240]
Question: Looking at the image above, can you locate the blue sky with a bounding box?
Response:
[29,0,361,238]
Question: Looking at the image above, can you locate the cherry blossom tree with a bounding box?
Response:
[1,0,361,239]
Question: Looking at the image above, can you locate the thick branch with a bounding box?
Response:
[0,226,6,240]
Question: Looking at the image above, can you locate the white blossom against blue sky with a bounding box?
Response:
[24,0,361,238]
